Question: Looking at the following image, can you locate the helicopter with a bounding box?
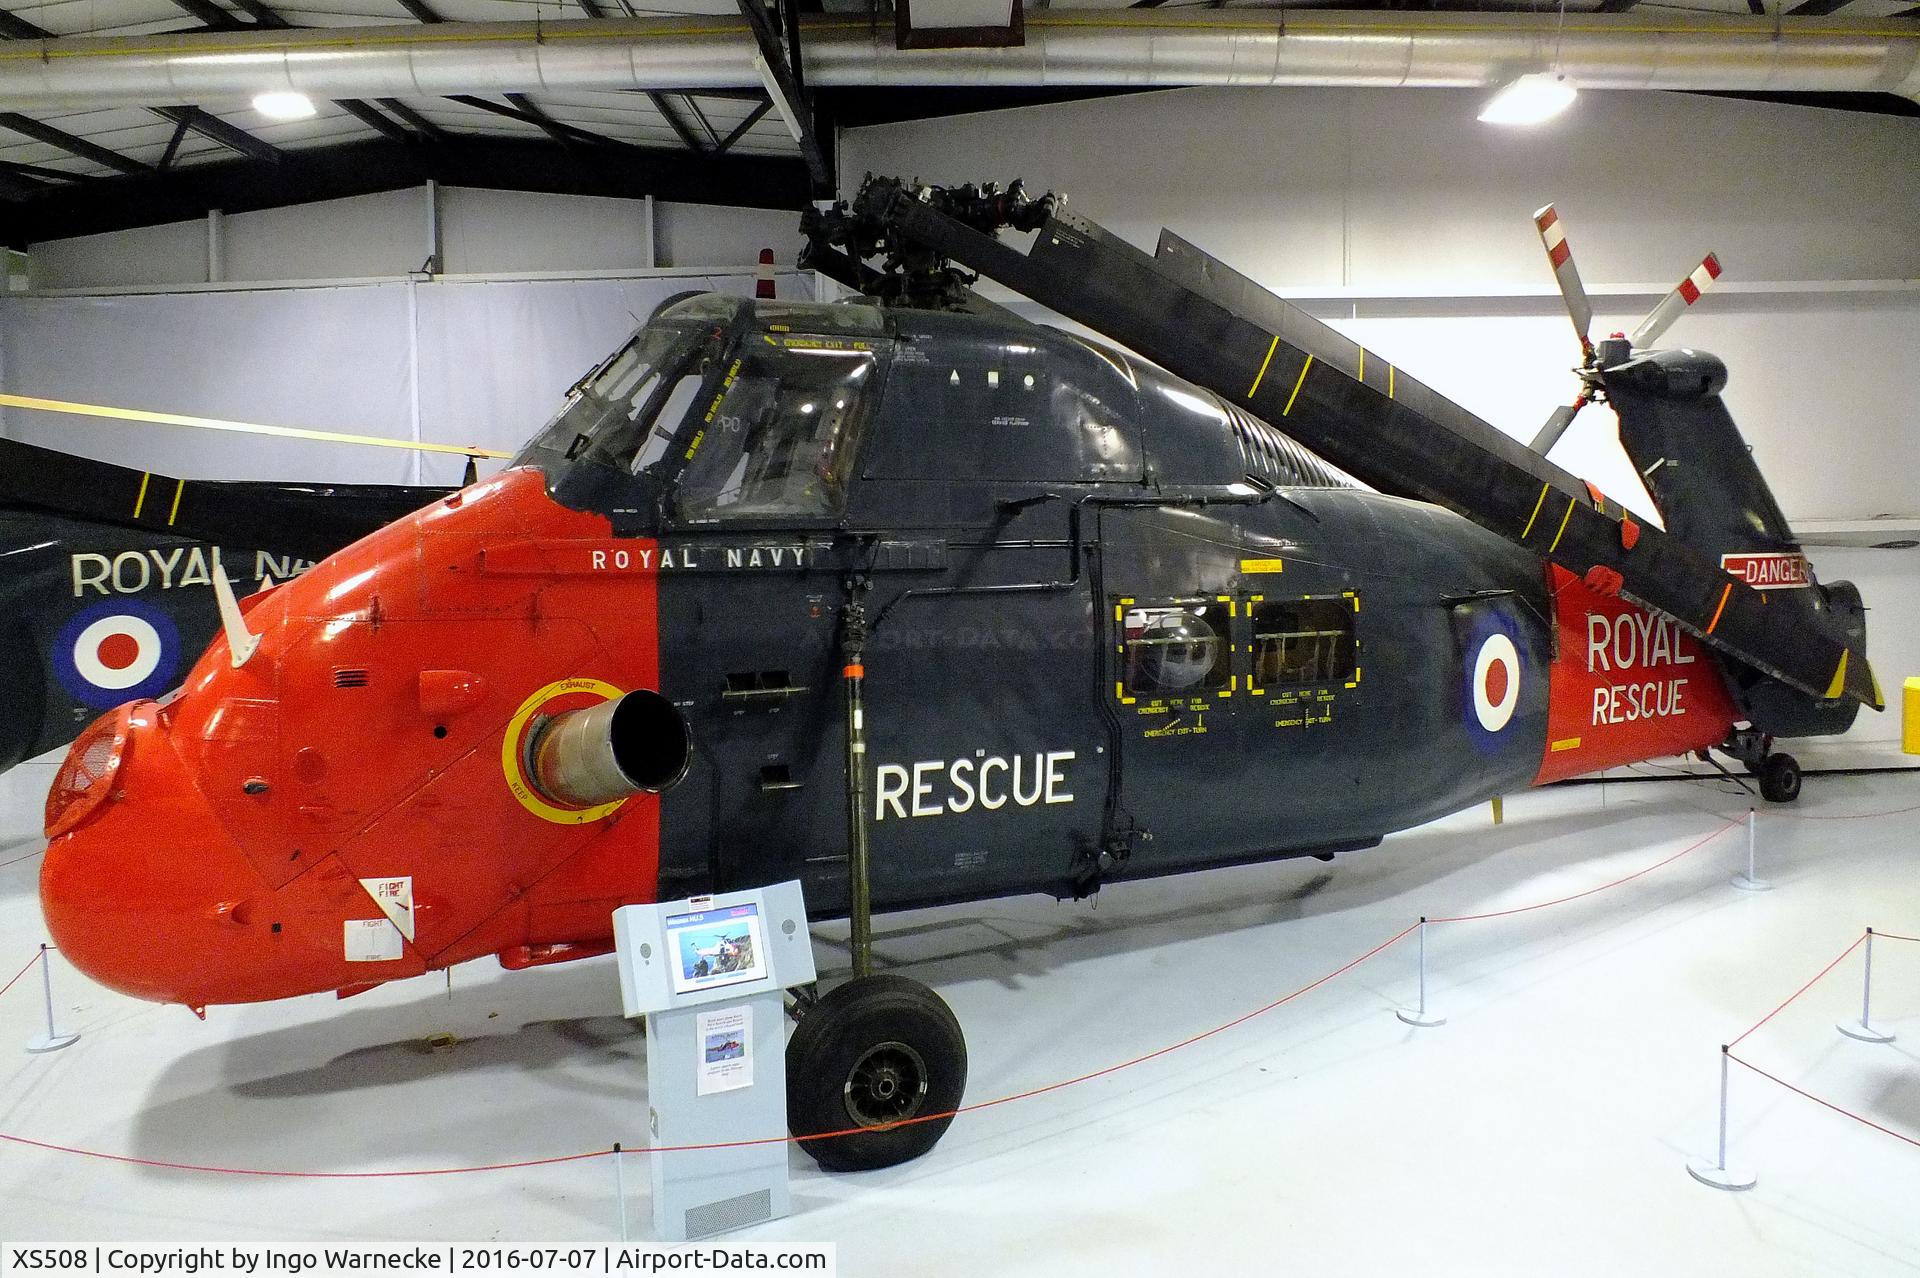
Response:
[36,178,1878,1173]
[0,436,449,775]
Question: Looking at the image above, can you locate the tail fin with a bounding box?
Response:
[1603,347,1874,736]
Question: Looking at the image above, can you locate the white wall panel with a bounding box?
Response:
[25,219,208,290]
[22,187,806,287]
[0,269,810,487]
[0,285,418,484]
[653,200,803,269]
[224,188,427,282]
[439,188,652,275]
[843,87,1920,289]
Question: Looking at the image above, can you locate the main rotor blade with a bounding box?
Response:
[1530,397,1587,455]
[1533,204,1593,356]
[1629,253,1723,350]
[875,194,1879,708]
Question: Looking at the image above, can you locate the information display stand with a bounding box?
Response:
[613,881,816,1241]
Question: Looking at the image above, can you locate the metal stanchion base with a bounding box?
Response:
[1686,1158,1756,1191]
[1396,1008,1446,1028]
[1730,874,1772,892]
[1837,1021,1895,1044]
[26,1032,79,1053]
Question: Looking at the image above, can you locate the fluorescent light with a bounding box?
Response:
[252,91,316,121]
[1477,73,1577,126]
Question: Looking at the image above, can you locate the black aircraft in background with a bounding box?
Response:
[0,437,443,771]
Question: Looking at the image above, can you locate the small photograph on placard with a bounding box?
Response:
[696,1005,753,1096]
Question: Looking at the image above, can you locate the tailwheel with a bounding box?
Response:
[1758,752,1802,804]
[785,973,967,1172]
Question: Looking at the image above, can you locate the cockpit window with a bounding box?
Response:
[674,338,880,523]
[512,320,720,474]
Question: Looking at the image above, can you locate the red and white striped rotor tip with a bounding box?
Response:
[1628,252,1723,350]
[1532,203,1594,353]
[756,247,776,300]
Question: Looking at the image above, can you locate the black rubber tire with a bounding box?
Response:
[785,974,967,1173]
[1758,752,1802,804]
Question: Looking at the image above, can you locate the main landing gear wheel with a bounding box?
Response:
[785,974,967,1172]
[1758,752,1802,804]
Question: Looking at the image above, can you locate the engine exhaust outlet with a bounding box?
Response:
[529,688,689,807]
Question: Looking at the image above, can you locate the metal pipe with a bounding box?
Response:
[530,689,689,808]
[0,12,1913,109]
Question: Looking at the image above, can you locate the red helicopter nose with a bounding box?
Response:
[43,698,270,1005]
[39,702,320,1008]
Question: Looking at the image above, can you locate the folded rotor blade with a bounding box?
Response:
[1530,396,1588,455]
[1629,253,1723,350]
[1533,204,1593,355]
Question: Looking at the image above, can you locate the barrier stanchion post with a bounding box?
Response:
[1687,1045,1757,1190]
[26,944,79,1054]
[1731,807,1770,892]
[613,1143,630,1242]
[1837,928,1895,1044]
[1396,918,1446,1028]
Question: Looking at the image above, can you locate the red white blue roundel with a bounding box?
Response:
[1471,633,1521,733]
[54,599,182,710]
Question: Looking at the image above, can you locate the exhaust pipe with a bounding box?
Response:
[529,688,689,807]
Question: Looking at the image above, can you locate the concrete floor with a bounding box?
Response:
[1,758,1916,1275]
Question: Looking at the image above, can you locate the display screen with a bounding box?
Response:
[664,902,767,996]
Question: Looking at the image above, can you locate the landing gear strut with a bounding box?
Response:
[783,578,969,1171]
[1716,729,1801,804]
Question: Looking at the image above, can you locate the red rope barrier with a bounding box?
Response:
[0,847,45,871]
[1874,931,1920,944]
[0,950,42,1001]
[1728,932,1868,1050]
[1429,815,1743,924]
[0,922,1421,1177]
[0,1132,612,1179]
[1728,1053,1920,1150]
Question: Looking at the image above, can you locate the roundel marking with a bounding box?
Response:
[1471,633,1521,733]
[500,676,631,825]
[53,599,182,709]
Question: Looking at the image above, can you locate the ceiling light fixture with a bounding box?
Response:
[252,91,316,121]
[1478,72,1578,125]
[1482,0,1578,126]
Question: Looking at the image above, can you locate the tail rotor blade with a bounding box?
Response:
[1534,204,1594,356]
[1530,396,1587,454]
[1629,252,1723,350]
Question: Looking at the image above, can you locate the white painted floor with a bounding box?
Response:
[2,759,1917,1276]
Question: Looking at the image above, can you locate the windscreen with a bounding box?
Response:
[512,296,742,477]
[674,339,880,523]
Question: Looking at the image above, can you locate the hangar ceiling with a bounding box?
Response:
[0,0,1915,248]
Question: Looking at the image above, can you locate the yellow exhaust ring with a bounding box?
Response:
[0,392,511,460]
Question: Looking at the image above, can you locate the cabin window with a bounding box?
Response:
[1119,598,1233,697]
[1250,596,1358,688]
[675,340,880,522]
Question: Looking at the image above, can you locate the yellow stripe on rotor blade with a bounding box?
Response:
[1247,336,1280,399]
[1547,497,1576,552]
[1282,356,1315,417]
[0,392,512,459]
[168,478,185,525]
[132,471,150,518]
[1520,482,1550,539]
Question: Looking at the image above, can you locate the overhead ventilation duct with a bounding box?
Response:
[0,10,1913,108]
